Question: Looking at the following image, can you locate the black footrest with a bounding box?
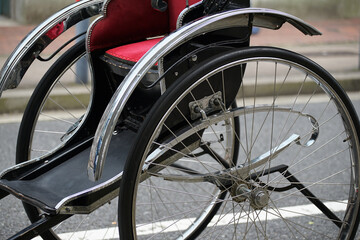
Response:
[0,129,135,214]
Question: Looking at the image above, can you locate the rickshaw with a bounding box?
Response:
[0,0,359,239]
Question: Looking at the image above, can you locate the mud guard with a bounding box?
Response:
[0,0,103,97]
[87,8,321,181]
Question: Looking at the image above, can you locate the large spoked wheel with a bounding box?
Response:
[17,40,92,162]
[15,40,120,239]
[119,47,360,239]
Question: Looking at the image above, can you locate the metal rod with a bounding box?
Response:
[283,170,343,228]
[37,32,86,62]
[8,214,72,240]
[76,19,90,84]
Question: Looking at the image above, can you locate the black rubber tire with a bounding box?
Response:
[16,40,88,240]
[119,58,241,239]
[16,40,88,163]
[119,47,360,239]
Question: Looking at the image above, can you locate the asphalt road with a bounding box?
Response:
[0,98,359,239]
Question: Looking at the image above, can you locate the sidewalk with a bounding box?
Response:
[251,18,360,99]
[252,18,360,46]
[0,18,358,55]
[0,17,359,114]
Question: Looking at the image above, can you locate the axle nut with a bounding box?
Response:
[251,189,270,210]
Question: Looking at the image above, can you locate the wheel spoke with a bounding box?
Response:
[119,47,360,239]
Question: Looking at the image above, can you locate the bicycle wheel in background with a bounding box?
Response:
[15,40,120,239]
[119,47,360,239]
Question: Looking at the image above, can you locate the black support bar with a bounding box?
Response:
[250,164,343,228]
[8,214,72,240]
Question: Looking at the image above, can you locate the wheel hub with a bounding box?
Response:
[250,188,270,210]
[231,183,269,210]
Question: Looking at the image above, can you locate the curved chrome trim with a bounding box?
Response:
[55,171,123,213]
[0,0,103,97]
[85,0,112,54]
[176,1,203,29]
[0,157,42,179]
[88,8,321,181]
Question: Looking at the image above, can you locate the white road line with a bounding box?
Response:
[36,200,347,239]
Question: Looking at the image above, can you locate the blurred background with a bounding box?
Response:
[0,0,359,238]
[0,0,359,109]
[1,0,359,23]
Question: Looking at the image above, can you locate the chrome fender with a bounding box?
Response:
[0,0,103,97]
[88,8,321,181]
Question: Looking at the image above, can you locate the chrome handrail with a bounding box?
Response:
[0,0,103,97]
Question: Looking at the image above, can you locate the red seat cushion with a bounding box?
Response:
[105,37,163,63]
[100,0,202,65]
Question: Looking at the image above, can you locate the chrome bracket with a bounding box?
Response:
[189,91,223,120]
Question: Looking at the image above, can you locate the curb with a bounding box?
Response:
[238,72,360,98]
[0,86,90,114]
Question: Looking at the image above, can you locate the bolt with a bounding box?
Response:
[232,184,251,203]
[193,105,200,113]
[254,192,267,206]
[212,97,221,106]
[191,55,198,62]
[251,189,269,210]
[219,133,224,142]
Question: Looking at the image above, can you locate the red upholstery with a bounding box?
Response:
[88,0,168,52]
[90,0,201,64]
[46,22,65,40]
[105,37,163,63]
